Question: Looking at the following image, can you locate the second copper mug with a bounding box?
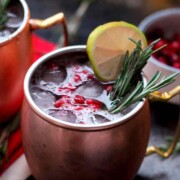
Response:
[0,0,68,122]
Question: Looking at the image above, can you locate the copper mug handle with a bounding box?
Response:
[29,12,68,46]
[146,86,180,158]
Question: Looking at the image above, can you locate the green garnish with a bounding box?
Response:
[109,39,177,113]
[0,0,11,30]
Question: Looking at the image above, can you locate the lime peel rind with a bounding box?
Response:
[86,21,147,82]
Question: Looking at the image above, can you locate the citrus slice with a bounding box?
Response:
[86,21,147,81]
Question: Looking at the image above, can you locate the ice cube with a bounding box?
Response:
[121,102,138,115]
[75,79,103,98]
[0,29,11,38]
[40,66,67,85]
[6,11,22,29]
[31,88,55,109]
[94,114,110,124]
[6,3,23,28]
[48,110,77,123]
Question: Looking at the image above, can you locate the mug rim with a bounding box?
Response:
[0,0,30,45]
[24,45,147,131]
[139,7,180,73]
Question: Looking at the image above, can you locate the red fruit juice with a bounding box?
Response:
[30,52,135,125]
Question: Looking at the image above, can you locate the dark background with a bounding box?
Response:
[26,0,180,179]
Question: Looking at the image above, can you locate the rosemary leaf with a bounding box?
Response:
[110,81,143,113]
[109,39,178,113]
[0,0,10,30]
[145,71,161,89]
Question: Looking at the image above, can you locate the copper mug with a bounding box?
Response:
[139,8,180,104]
[0,0,68,122]
[21,46,153,180]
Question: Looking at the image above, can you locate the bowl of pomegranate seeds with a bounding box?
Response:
[139,8,180,104]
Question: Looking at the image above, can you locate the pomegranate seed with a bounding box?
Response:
[157,56,168,65]
[105,85,113,93]
[86,99,94,105]
[171,53,179,63]
[169,41,180,50]
[58,87,69,93]
[58,84,76,91]
[94,100,103,107]
[82,70,88,74]
[74,95,85,104]
[162,48,175,58]
[67,83,76,90]
[54,99,65,108]
[74,106,84,110]
[74,74,82,82]
[87,74,94,80]
[148,30,180,68]
[154,39,167,50]
[173,62,180,69]
[152,53,158,59]
[58,86,76,91]
[86,99,102,107]
[61,96,72,103]
[91,104,101,110]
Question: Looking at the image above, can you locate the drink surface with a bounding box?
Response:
[0,1,23,41]
[30,52,137,125]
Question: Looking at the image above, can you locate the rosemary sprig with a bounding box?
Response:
[110,72,177,113]
[109,39,177,113]
[0,0,10,30]
[110,38,166,101]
